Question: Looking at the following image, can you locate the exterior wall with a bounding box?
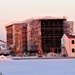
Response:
[27,20,42,53]
[6,25,13,45]
[63,21,74,34]
[61,34,75,57]
[13,24,22,53]
[13,23,27,54]
[61,34,70,56]
[6,23,27,55]
[21,23,27,53]
[70,39,75,57]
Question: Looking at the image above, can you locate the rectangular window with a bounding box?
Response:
[72,49,74,53]
[72,40,74,44]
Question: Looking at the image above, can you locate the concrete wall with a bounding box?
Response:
[13,23,27,54]
[61,34,70,56]
[6,25,13,45]
[64,21,74,34]
[27,20,42,52]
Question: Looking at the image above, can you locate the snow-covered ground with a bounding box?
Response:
[0,59,75,75]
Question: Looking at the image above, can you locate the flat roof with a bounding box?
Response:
[30,16,66,20]
[5,16,67,27]
[5,21,26,27]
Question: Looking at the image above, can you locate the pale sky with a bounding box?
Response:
[0,0,75,41]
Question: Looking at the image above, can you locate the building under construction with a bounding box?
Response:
[6,22,27,54]
[5,16,74,55]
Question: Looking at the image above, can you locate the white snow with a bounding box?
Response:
[0,55,11,60]
[0,59,75,75]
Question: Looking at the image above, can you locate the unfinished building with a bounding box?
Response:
[6,22,27,54]
[27,20,42,53]
[27,17,74,53]
[6,25,13,45]
[63,21,74,34]
[5,16,74,55]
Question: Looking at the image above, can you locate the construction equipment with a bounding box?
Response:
[0,40,10,46]
[0,40,16,55]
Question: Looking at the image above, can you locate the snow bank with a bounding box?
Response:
[0,55,11,60]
